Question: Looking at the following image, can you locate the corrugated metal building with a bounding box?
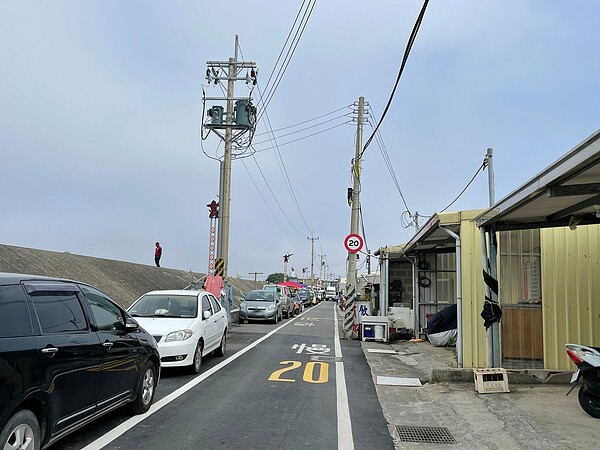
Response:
[378,129,600,371]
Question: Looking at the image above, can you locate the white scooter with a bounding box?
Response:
[566,343,600,418]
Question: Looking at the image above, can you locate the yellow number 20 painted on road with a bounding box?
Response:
[268,361,329,384]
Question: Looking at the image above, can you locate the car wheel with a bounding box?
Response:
[129,360,157,414]
[214,331,226,357]
[191,341,203,374]
[0,409,40,450]
[238,316,244,324]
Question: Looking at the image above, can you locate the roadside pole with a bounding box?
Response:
[308,235,318,288]
[248,272,263,290]
[204,36,257,279]
[344,96,364,338]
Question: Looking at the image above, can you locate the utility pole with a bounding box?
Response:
[248,272,263,290]
[345,96,365,338]
[485,148,501,367]
[204,36,257,279]
[318,254,326,285]
[307,235,319,288]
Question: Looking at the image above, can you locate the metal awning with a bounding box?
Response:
[476,129,600,231]
[402,211,482,254]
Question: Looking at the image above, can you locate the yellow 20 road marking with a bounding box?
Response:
[269,361,329,384]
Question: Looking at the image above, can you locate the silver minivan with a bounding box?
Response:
[262,284,293,318]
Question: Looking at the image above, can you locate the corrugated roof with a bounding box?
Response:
[476,129,600,231]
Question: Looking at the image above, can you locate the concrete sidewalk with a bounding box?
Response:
[360,339,600,449]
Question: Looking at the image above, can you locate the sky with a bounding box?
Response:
[1,1,599,282]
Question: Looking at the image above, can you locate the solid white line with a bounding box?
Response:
[334,306,354,450]
[82,317,297,450]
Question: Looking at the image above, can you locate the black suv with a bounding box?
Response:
[0,273,160,449]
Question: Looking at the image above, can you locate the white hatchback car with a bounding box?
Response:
[127,290,227,373]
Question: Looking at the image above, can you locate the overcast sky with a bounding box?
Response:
[1,1,599,282]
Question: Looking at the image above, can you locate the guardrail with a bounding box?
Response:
[229,308,239,324]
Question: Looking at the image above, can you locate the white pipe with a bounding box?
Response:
[380,252,389,317]
[441,227,463,368]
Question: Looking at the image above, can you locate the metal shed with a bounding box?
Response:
[477,129,600,370]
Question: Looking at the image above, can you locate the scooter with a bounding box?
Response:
[565,343,600,418]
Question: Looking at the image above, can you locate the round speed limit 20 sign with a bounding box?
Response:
[344,233,364,253]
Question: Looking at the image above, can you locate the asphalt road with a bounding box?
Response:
[48,302,393,450]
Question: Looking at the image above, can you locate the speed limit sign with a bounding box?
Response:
[344,234,364,253]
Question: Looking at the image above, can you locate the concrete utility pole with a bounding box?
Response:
[204,35,257,279]
[344,96,364,338]
[318,254,326,284]
[307,235,319,287]
[248,272,263,290]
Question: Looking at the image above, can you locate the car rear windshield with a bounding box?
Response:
[245,291,275,302]
[129,294,198,318]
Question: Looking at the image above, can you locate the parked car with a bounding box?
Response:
[127,290,227,374]
[292,293,304,315]
[262,284,293,318]
[297,288,313,307]
[239,290,282,324]
[0,272,160,450]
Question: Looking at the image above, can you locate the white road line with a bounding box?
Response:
[82,318,297,450]
[334,306,354,450]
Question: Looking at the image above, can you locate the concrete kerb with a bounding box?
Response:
[362,339,574,385]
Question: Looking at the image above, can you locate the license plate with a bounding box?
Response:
[570,369,580,384]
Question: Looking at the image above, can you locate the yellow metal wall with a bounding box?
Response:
[541,226,600,370]
[454,211,489,368]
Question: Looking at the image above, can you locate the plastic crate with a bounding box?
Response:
[473,368,509,394]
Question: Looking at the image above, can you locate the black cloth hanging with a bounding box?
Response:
[481,269,502,329]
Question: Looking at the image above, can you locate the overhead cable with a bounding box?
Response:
[439,162,486,213]
[241,159,306,252]
[358,0,430,161]
[256,0,317,121]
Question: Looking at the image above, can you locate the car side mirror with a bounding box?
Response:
[124,317,139,331]
[203,310,211,320]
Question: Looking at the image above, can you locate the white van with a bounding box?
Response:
[325,286,336,301]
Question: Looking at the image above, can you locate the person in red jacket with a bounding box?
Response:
[154,242,162,267]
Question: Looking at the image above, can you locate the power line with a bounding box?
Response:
[240,159,306,253]
[257,0,317,121]
[250,154,306,237]
[358,0,430,161]
[366,110,411,213]
[253,120,352,153]
[439,162,486,213]
[253,105,352,137]
[252,112,351,144]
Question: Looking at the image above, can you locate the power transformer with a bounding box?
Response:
[234,100,256,127]
[208,105,224,125]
